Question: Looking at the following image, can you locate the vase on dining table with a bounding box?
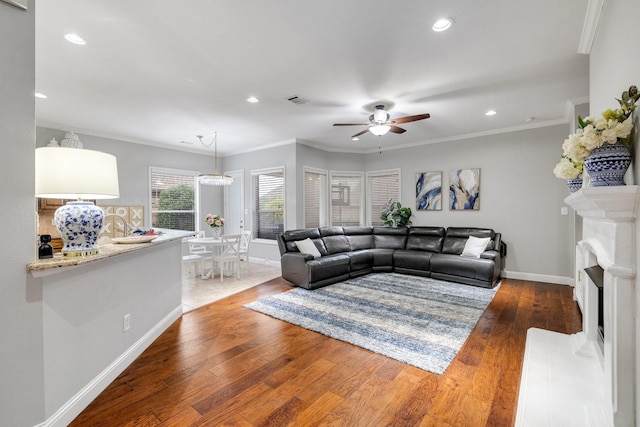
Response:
[209,227,221,238]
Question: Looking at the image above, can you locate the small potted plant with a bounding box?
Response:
[380,199,412,228]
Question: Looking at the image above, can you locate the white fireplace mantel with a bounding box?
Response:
[516,185,639,427]
[565,186,640,221]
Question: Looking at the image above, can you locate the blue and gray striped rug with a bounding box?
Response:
[245,273,498,374]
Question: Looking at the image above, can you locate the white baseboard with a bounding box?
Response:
[503,270,574,286]
[39,305,183,427]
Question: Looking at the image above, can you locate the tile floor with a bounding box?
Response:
[181,260,282,312]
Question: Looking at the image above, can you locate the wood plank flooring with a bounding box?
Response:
[70,277,582,426]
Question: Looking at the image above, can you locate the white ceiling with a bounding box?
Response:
[35,0,590,156]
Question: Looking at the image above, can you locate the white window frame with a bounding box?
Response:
[251,166,285,242]
[329,170,365,227]
[366,168,402,226]
[303,166,329,228]
[148,166,200,231]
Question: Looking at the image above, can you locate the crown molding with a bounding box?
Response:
[578,0,604,54]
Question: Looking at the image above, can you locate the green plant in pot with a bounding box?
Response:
[380,199,412,228]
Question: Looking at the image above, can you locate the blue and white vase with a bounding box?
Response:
[54,201,105,255]
[210,227,221,238]
[584,141,632,187]
[566,178,583,193]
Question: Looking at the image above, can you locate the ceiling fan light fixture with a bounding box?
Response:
[369,124,391,136]
[432,18,453,32]
[372,105,389,123]
[197,133,234,186]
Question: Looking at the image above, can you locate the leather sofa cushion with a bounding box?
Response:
[348,250,374,271]
[343,226,374,250]
[430,253,495,281]
[281,228,328,256]
[405,227,445,252]
[441,227,495,255]
[393,250,434,271]
[324,235,351,254]
[347,235,374,250]
[307,253,350,283]
[373,226,408,249]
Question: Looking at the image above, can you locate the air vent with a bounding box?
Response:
[287,95,308,105]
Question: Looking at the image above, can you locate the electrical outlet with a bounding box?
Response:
[561,207,568,215]
[123,314,131,332]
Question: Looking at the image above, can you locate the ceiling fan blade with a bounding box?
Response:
[389,125,406,134]
[333,123,369,126]
[391,113,430,125]
[351,129,370,138]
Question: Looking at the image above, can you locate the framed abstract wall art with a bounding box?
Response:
[450,168,480,210]
[416,171,442,211]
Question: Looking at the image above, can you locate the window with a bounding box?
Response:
[367,169,401,226]
[303,167,328,228]
[149,167,198,231]
[252,167,285,240]
[330,171,364,226]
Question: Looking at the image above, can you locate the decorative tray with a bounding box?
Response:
[112,235,157,244]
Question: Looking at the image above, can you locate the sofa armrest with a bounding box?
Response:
[281,252,314,286]
[480,249,499,261]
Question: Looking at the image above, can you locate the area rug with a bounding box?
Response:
[244,272,498,374]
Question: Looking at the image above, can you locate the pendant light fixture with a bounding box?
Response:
[197,132,234,186]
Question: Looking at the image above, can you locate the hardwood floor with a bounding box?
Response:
[70,277,582,427]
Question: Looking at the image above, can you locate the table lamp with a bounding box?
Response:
[35,147,120,256]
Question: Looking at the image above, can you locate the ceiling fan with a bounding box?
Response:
[333,104,430,139]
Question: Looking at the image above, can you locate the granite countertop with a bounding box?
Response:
[28,229,195,275]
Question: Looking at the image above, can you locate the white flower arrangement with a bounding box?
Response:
[553,156,583,180]
[561,115,633,162]
[560,85,638,163]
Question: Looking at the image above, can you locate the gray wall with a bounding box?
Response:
[0,2,44,426]
[223,143,297,262]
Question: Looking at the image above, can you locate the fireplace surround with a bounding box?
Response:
[516,186,639,427]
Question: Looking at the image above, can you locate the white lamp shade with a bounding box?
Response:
[369,125,391,136]
[35,147,120,199]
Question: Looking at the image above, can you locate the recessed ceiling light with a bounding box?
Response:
[35,92,47,99]
[247,96,259,103]
[432,18,453,32]
[64,33,86,45]
[352,137,359,141]
[485,110,497,116]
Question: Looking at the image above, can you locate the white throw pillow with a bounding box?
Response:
[461,236,491,258]
[294,238,321,258]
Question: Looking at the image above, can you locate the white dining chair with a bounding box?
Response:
[212,234,241,282]
[188,230,213,275]
[239,230,252,270]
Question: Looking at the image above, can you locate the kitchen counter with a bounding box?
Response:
[28,228,195,277]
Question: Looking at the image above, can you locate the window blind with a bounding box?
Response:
[150,167,197,231]
[368,170,400,226]
[304,169,328,228]
[330,172,363,226]
[252,168,285,240]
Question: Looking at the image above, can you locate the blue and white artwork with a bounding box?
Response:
[450,168,480,210]
[416,171,442,211]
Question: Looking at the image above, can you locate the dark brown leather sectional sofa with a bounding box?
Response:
[277,226,506,290]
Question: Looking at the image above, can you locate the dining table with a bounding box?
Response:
[186,236,224,279]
